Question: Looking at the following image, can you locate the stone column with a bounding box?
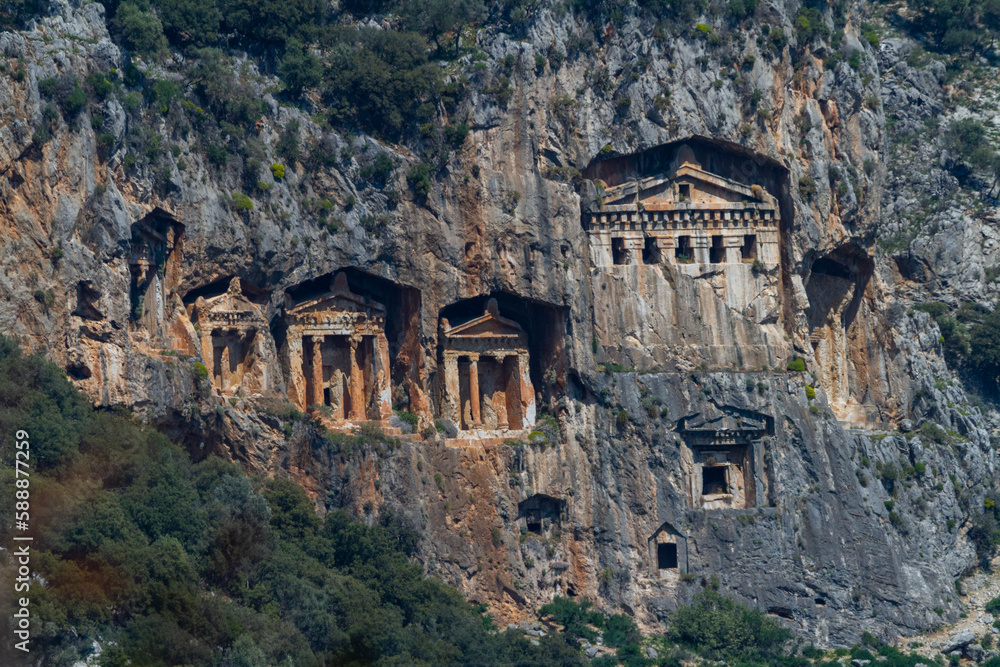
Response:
[310,336,324,409]
[330,369,344,421]
[348,336,364,420]
[468,353,482,427]
[219,340,231,391]
[373,333,393,420]
[200,331,214,391]
[285,328,307,411]
[443,352,460,426]
[517,352,535,428]
[494,354,509,430]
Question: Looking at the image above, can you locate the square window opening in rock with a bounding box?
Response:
[657,543,678,569]
[675,235,692,263]
[679,183,691,201]
[702,465,728,495]
[642,237,661,265]
[612,238,629,265]
[710,235,725,264]
[741,234,757,261]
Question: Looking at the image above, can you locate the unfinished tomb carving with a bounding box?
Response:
[129,210,184,341]
[191,277,275,397]
[284,272,392,422]
[440,298,536,434]
[583,144,779,270]
[679,409,772,510]
[518,494,565,535]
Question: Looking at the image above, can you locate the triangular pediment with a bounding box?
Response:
[601,164,770,208]
[679,406,772,434]
[197,278,265,322]
[287,272,385,318]
[444,298,527,340]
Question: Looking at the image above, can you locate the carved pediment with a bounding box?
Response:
[679,406,773,436]
[602,162,774,210]
[195,278,266,326]
[287,272,386,319]
[443,299,527,341]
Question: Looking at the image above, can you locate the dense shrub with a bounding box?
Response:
[323,27,441,138]
[155,0,220,45]
[220,0,322,43]
[670,587,792,661]
[278,38,322,95]
[113,2,168,58]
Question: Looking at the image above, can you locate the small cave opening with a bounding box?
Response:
[438,291,567,407]
[279,268,423,408]
[702,465,729,495]
[768,607,794,619]
[74,281,103,321]
[805,243,874,331]
[657,543,678,569]
[815,598,827,606]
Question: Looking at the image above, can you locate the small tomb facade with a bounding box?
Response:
[679,409,771,510]
[192,277,273,397]
[518,494,565,535]
[648,521,686,578]
[284,272,392,422]
[583,145,779,269]
[440,298,536,434]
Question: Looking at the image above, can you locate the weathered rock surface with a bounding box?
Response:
[1,0,998,648]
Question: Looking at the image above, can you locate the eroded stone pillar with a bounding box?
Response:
[310,336,324,409]
[517,352,536,428]
[373,333,392,420]
[443,352,460,425]
[219,341,231,391]
[494,353,509,430]
[468,353,482,427]
[200,331,214,390]
[330,368,345,421]
[286,329,307,410]
[348,336,364,420]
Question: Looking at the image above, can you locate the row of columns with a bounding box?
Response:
[442,350,530,430]
[284,330,392,421]
[200,329,252,392]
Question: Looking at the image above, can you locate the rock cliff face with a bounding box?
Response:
[2,0,998,647]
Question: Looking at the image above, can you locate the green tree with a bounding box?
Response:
[113,2,168,58]
[220,0,322,43]
[278,38,322,95]
[970,308,1000,386]
[670,588,791,661]
[323,28,441,137]
[405,0,485,56]
[154,0,221,46]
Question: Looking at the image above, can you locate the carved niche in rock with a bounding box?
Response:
[678,408,773,510]
[439,298,536,434]
[284,272,392,422]
[129,209,184,341]
[583,144,780,269]
[518,494,565,535]
[192,277,275,397]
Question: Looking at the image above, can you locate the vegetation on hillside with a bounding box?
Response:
[0,337,584,665]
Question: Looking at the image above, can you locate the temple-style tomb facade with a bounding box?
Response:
[440,299,536,435]
[583,146,780,269]
[193,277,272,397]
[679,409,772,510]
[284,272,392,422]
